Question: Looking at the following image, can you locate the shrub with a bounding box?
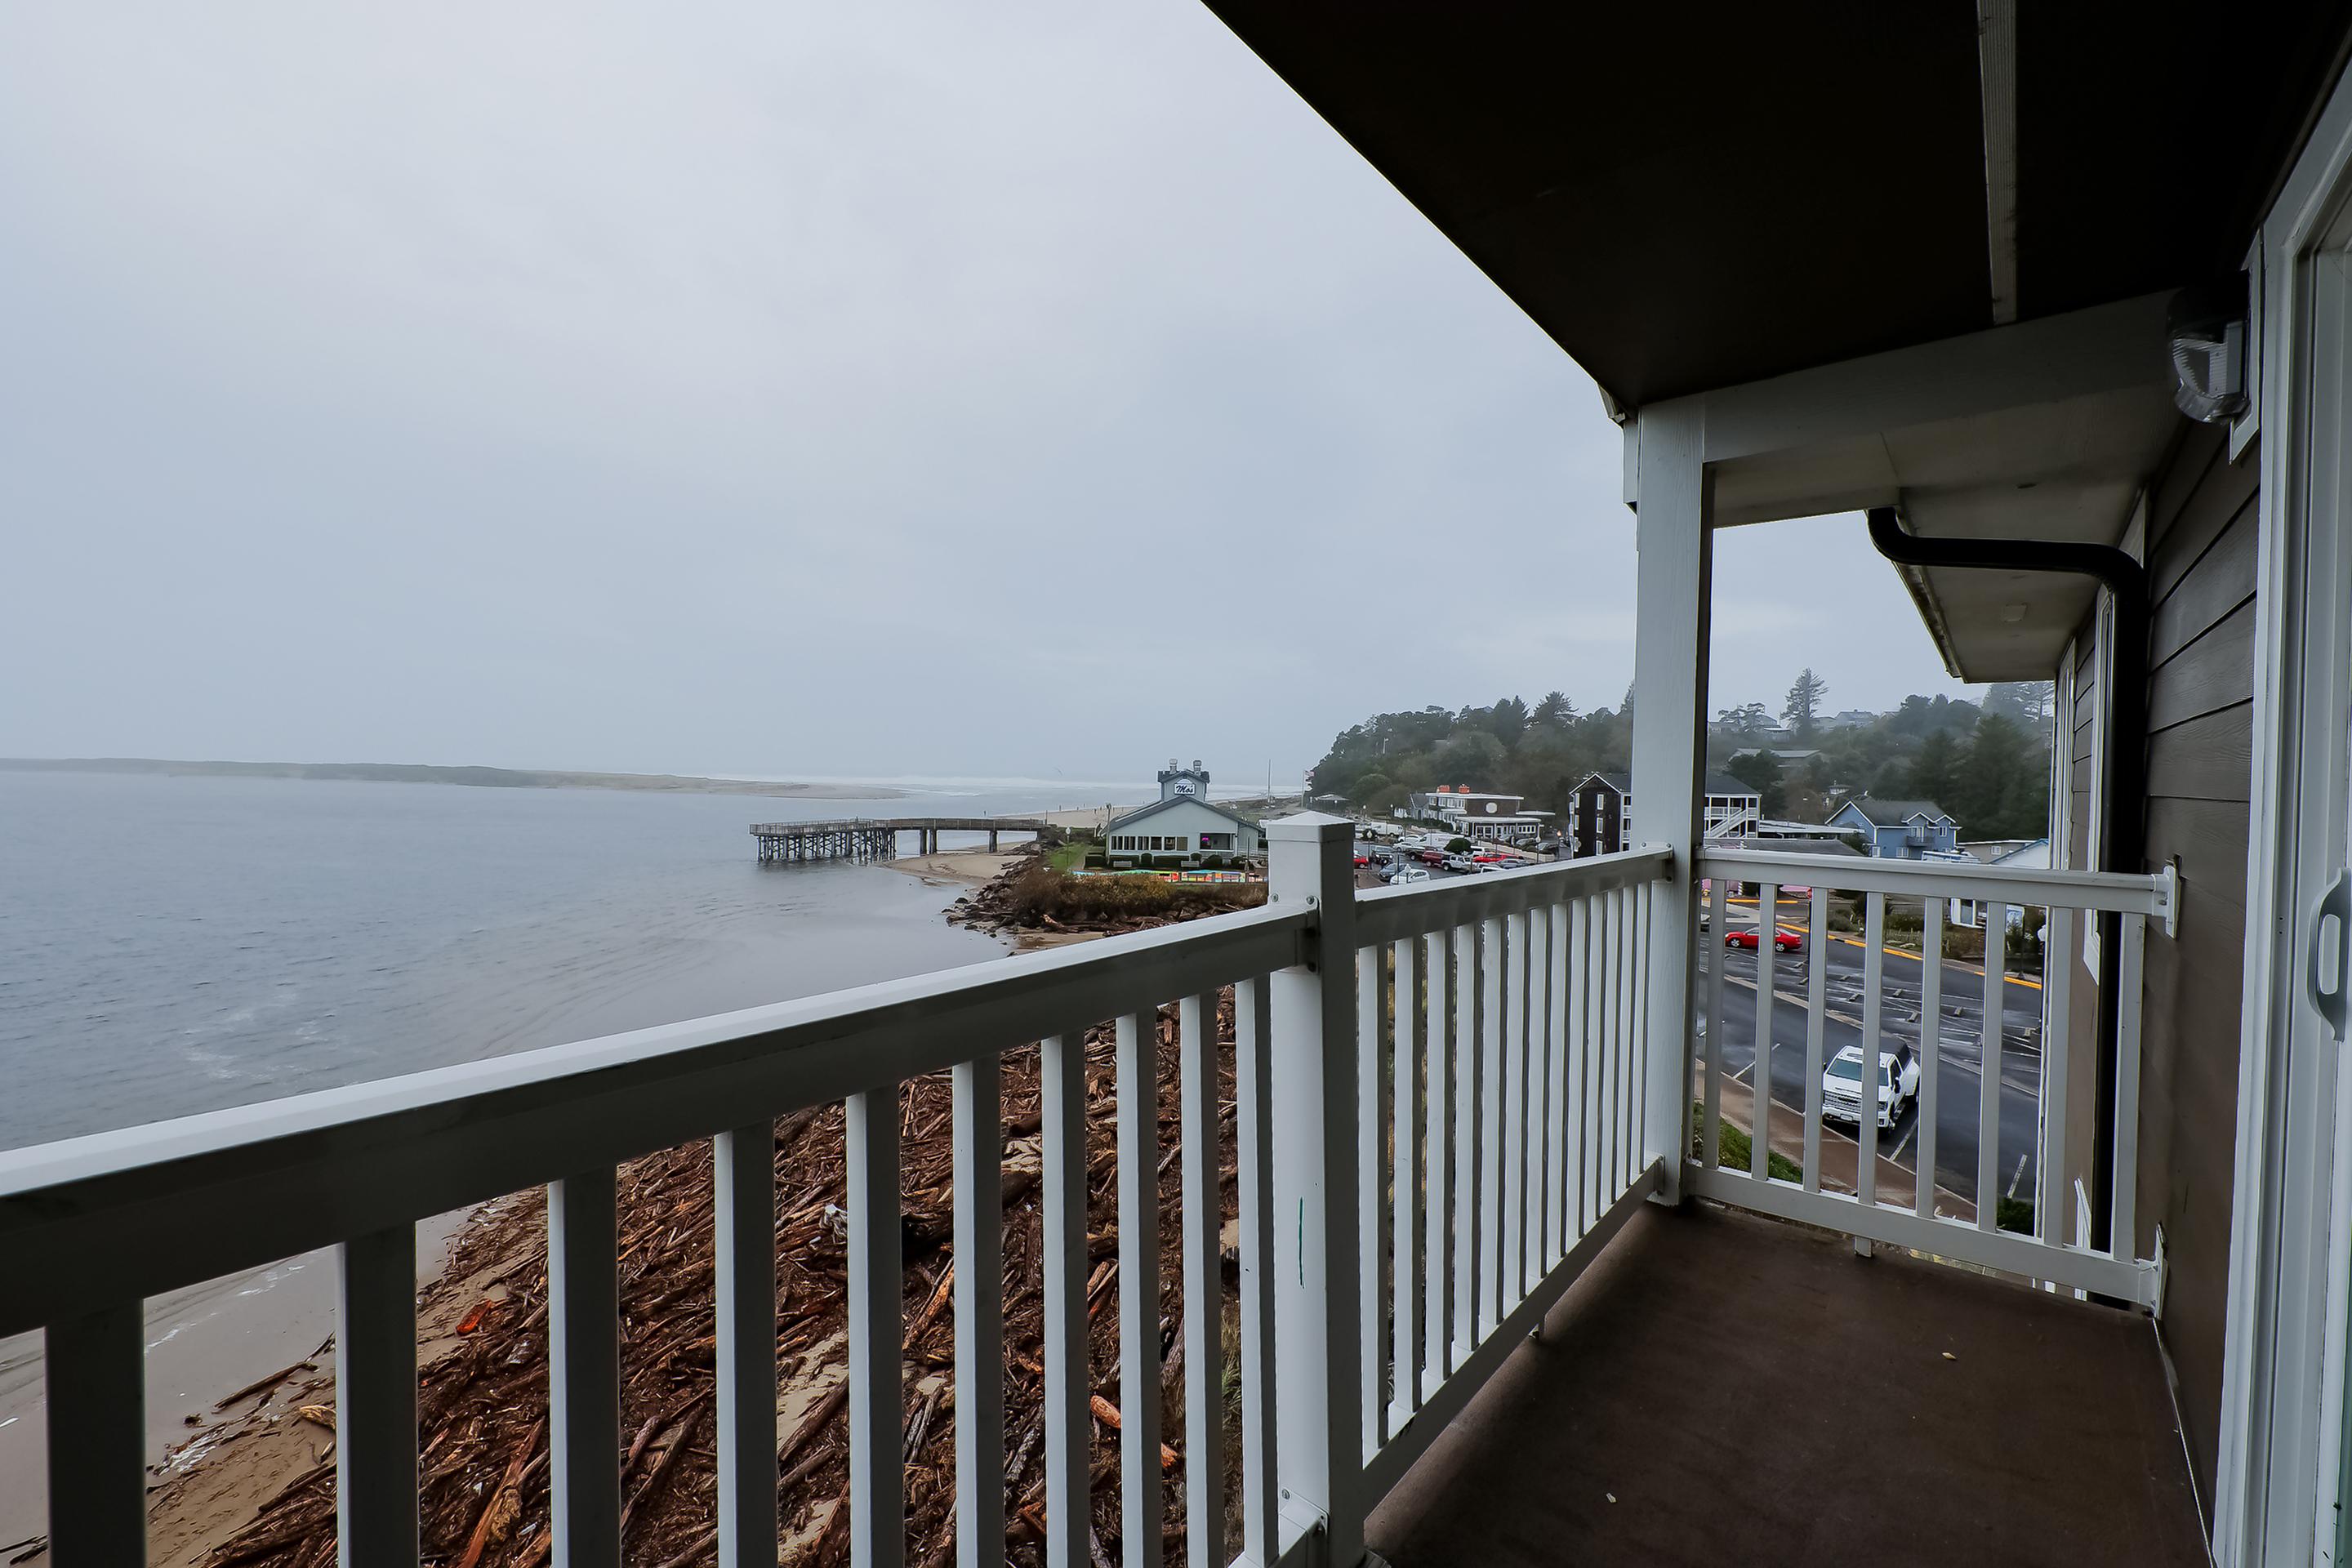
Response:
[995,862,1267,925]
[1447,837,1472,854]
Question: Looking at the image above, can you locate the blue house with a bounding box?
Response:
[1824,796,1960,859]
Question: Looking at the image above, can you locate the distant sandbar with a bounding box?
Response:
[0,756,905,800]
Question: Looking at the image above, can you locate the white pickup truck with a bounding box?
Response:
[1820,1043,1920,1131]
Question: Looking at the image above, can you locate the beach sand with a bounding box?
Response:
[881,846,1022,888]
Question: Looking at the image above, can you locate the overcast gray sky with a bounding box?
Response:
[0,2,1972,785]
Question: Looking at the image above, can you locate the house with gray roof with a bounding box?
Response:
[1824,795,1961,859]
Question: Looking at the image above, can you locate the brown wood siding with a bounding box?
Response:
[2136,421,2257,1506]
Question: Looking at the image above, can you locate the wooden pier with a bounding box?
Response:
[751,817,1060,865]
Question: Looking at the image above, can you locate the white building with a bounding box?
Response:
[1408,787,1552,845]
[1102,760,1263,866]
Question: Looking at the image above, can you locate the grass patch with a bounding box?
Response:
[1045,839,1092,872]
[1692,1104,1803,1183]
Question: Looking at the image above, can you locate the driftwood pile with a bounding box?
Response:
[950,853,1266,938]
[203,998,1246,1568]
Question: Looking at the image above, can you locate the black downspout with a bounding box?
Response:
[1864,506,2147,1254]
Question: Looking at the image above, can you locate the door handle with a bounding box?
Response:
[2312,866,2352,1040]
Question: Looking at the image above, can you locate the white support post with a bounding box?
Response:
[337,1225,418,1568]
[1266,813,1365,1566]
[1629,401,1713,1203]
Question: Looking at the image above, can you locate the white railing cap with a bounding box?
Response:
[1263,811,1354,842]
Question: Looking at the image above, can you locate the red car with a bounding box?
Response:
[1353,853,1371,867]
[1726,926,1803,952]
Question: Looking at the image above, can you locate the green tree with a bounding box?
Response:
[1952,714,2038,837]
[1489,696,1530,750]
[1432,730,1509,790]
[1725,750,1787,817]
[1783,669,1829,738]
[1907,729,1959,808]
[1531,690,1577,730]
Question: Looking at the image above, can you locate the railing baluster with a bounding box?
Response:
[550,1168,621,1568]
[1355,953,1387,1458]
[1451,922,1479,1366]
[2041,907,2076,1248]
[1857,894,1885,1210]
[1580,897,1600,1218]
[1479,915,1506,1336]
[1520,911,1540,1290]
[1597,892,1619,1194]
[1977,903,2007,1233]
[1751,883,1779,1181]
[336,1225,417,1568]
[1234,982,1279,1567]
[1115,1011,1164,1568]
[45,1303,146,1568]
[1629,884,1651,1190]
[1564,896,1588,1238]
[716,1125,778,1568]
[2113,912,2148,1261]
[847,1087,905,1568]
[1498,912,1526,1307]
[1422,932,1452,1392]
[1606,889,1624,1190]
[951,1064,1004,1568]
[1916,904,1943,1218]
[1390,938,1421,1433]
[1703,875,1727,1169]
[1543,907,1561,1259]
[1802,888,1828,1193]
[1529,905,1553,1276]
[1178,996,1225,1568]
[1041,1033,1089,1568]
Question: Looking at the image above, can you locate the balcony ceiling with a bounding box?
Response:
[1204,2,2352,411]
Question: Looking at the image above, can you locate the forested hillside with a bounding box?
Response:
[1308,676,2055,842]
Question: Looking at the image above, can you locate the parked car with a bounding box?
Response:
[1419,848,1450,866]
[1353,853,1371,867]
[1821,1043,1919,1130]
[1472,850,1510,863]
[1388,866,1432,886]
[1725,925,1802,952]
[1472,859,1506,873]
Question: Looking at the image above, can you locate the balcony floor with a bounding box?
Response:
[1368,1200,2204,1567]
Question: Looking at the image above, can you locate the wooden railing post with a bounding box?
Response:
[1266,813,1366,1566]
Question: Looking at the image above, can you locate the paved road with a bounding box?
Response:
[1696,915,2048,1217]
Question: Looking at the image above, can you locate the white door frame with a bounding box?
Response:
[2212,58,2352,1568]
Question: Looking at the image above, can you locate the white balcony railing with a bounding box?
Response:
[1688,847,2176,1304]
[0,820,1673,1568]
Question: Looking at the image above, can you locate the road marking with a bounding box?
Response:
[1891,1123,1917,1162]
[1827,933,2044,991]
[2007,1152,2030,1199]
